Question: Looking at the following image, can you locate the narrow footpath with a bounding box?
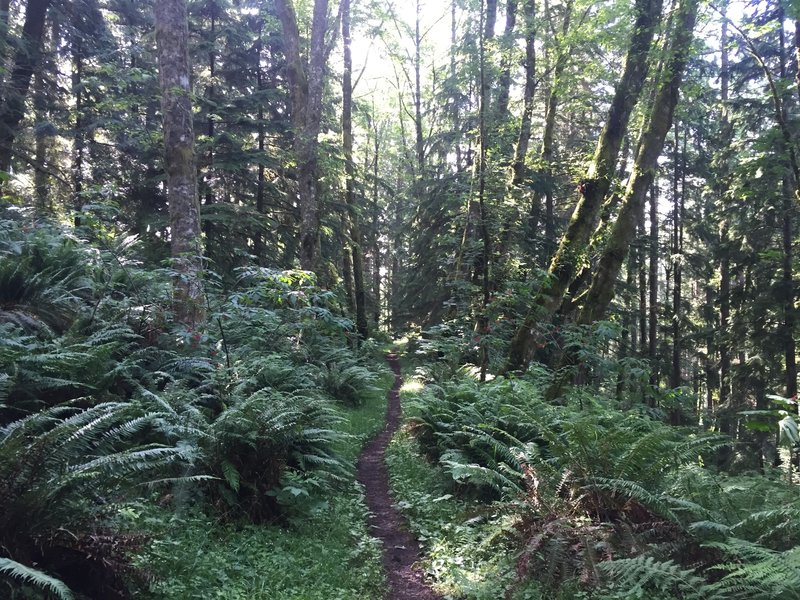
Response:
[356,353,440,600]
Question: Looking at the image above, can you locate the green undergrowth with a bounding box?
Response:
[137,371,391,599]
[389,361,800,600]
[386,367,546,599]
[0,213,400,598]
[387,429,544,599]
[139,490,383,599]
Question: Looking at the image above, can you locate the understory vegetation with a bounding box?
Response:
[386,343,800,599]
[4,0,800,596]
[0,209,388,599]
[3,207,800,599]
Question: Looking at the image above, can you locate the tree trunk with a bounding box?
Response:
[779,8,798,398]
[254,20,267,263]
[795,20,800,107]
[485,0,498,40]
[525,0,570,266]
[72,37,85,221]
[648,181,659,396]
[372,113,382,329]
[719,220,731,408]
[449,1,463,169]
[638,197,648,352]
[478,0,493,381]
[510,0,536,186]
[505,0,663,372]
[274,0,331,272]
[704,283,715,413]
[783,175,797,398]
[155,0,205,326]
[576,0,698,328]
[343,242,355,313]
[33,71,50,213]
[670,123,684,389]
[203,1,217,241]
[495,0,518,121]
[342,0,368,340]
[0,0,52,174]
[718,12,732,411]
[414,0,424,174]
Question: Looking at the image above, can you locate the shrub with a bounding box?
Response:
[0,401,191,599]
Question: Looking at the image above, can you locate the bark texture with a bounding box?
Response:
[342,0,369,340]
[505,0,663,372]
[576,0,699,326]
[274,0,331,272]
[0,0,52,174]
[155,0,205,325]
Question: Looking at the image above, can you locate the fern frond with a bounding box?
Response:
[590,477,678,522]
[598,556,718,600]
[707,539,800,599]
[441,450,523,494]
[0,558,74,600]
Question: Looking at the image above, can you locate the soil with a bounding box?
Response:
[356,353,441,600]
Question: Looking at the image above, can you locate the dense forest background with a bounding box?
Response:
[2,0,800,598]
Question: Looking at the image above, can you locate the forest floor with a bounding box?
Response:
[357,353,441,600]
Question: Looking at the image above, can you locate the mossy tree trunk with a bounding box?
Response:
[505,0,664,373]
[576,0,699,326]
[274,0,332,272]
[155,0,205,326]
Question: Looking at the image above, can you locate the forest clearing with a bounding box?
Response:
[1,0,800,598]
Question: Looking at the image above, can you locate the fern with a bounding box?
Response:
[590,477,678,523]
[441,449,524,494]
[0,558,74,600]
[0,400,191,598]
[598,556,718,600]
[732,506,800,548]
[707,539,800,600]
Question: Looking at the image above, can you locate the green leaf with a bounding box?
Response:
[0,558,74,600]
[221,460,241,492]
[778,416,799,446]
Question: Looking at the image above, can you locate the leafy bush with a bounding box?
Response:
[0,217,389,597]
[0,400,191,598]
[403,371,796,596]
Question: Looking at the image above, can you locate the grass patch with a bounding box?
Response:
[335,369,392,460]
[139,491,384,599]
[134,364,391,599]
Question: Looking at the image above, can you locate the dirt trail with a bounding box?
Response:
[356,353,441,600]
